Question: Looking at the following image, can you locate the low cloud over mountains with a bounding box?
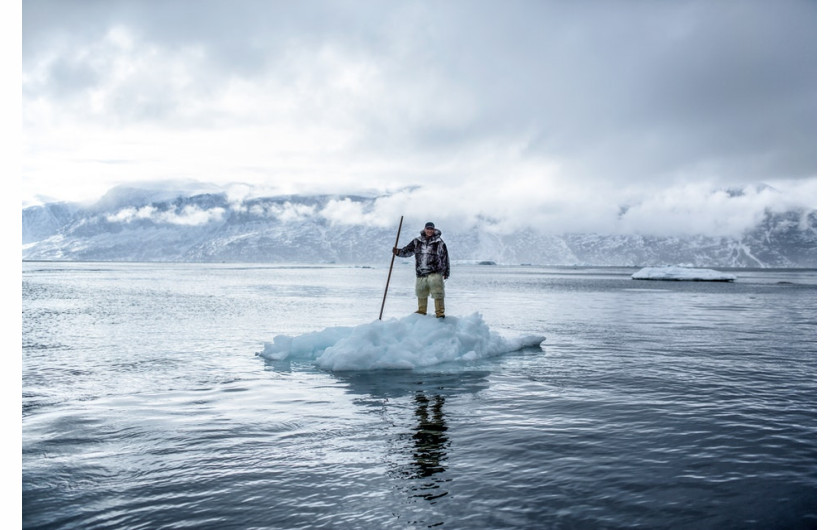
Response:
[23,187,816,268]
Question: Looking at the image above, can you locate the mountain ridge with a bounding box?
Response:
[22,190,817,268]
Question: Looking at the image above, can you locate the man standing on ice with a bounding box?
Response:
[393,221,450,318]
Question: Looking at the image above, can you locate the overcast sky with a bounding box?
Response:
[21,0,817,236]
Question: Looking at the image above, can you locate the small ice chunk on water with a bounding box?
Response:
[631,266,736,282]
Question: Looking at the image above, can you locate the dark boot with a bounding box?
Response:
[434,298,445,318]
[416,298,428,315]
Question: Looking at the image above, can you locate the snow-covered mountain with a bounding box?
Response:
[22,187,816,267]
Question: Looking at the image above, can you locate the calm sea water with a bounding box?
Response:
[22,262,817,529]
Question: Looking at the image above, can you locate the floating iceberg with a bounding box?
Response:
[631,266,736,282]
[259,312,546,371]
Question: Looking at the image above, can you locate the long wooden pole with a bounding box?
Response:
[379,215,404,320]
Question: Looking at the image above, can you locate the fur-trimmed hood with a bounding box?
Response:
[418,228,442,241]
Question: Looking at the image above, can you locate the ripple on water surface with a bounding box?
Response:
[22,263,816,528]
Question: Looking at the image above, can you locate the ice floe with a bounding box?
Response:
[631,266,736,282]
[260,312,546,371]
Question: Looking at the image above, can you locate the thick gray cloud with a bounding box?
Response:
[22,0,816,236]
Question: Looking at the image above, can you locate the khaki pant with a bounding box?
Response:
[415,273,445,300]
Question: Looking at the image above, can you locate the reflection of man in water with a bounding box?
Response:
[411,392,449,481]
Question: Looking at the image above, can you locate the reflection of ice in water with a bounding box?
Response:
[329,371,489,515]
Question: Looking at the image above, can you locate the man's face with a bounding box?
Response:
[424,227,435,236]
